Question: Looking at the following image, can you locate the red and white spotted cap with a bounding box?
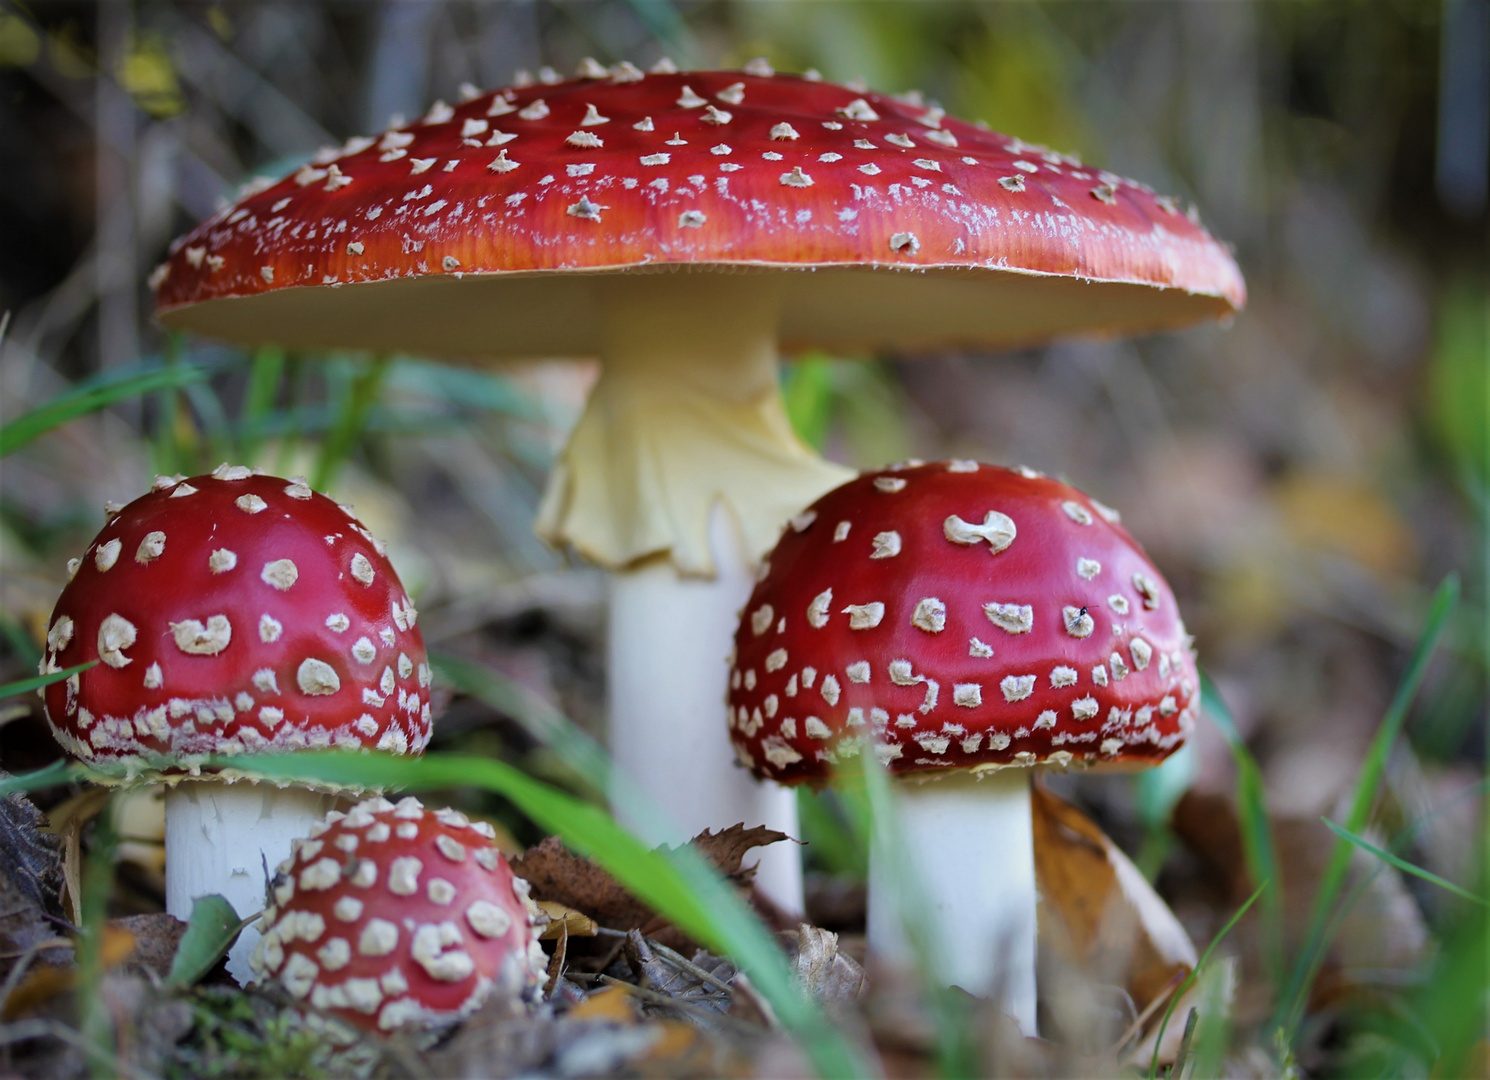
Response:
[153,59,1243,358]
[727,461,1199,782]
[40,467,431,775]
[251,796,546,1031]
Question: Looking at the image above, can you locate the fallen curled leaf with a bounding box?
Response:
[511,824,787,951]
[544,920,568,997]
[0,783,65,973]
[1032,784,1197,1014]
[537,900,599,940]
[790,925,866,1012]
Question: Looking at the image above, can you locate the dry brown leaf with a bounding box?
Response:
[512,835,643,931]
[111,913,188,978]
[44,785,110,927]
[1032,784,1197,1014]
[511,825,787,951]
[684,824,791,886]
[1,924,136,1019]
[565,984,639,1024]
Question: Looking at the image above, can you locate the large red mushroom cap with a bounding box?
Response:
[40,467,431,777]
[726,462,1199,782]
[252,796,546,1031]
[153,62,1244,359]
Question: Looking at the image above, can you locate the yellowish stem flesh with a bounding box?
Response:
[535,272,855,574]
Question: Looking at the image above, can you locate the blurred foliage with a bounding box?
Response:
[1426,273,1490,492]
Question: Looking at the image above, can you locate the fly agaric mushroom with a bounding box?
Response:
[726,461,1199,1032]
[252,796,546,1032]
[151,60,1241,912]
[40,467,431,982]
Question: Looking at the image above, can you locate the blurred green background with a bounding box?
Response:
[0,2,1485,1073]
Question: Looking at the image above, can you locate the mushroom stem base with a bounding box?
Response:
[165,782,336,985]
[867,769,1037,1034]
[607,502,802,914]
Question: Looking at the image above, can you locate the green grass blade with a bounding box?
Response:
[0,759,79,796]
[213,750,869,1078]
[166,895,249,989]
[386,359,545,422]
[430,652,611,796]
[150,331,185,476]
[0,660,98,700]
[1,363,210,458]
[1200,672,1283,986]
[312,355,390,492]
[1148,883,1265,1080]
[182,379,237,465]
[782,354,838,452]
[0,612,42,669]
[1321,818,1486,906]
[239,345,286,460]
[1408,893,1488,1077]
[1275,574,1460,1040]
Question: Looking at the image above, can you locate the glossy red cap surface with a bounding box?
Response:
[253,796,546,1032]
[726,461,1199,782]
[41,467,430,775]
[154,62,1244,358]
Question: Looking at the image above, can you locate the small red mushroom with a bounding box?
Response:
[726,461,1198,1030]
[39,465,431,982]
[253,796,546,1032]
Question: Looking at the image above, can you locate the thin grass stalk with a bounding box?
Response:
[0,614,42,669]
[151,331,182,476]
[0,662,98,701]
[312,354,390,492]
[75,796,118,1080]
[1147,883,1263,1080]
[1187,960,1234,1079]
[1321,817,1486,905]
[240,345,286,461]
[0,361,211,459]
[1273,574,1459,1041]
[1200,674,1284,988]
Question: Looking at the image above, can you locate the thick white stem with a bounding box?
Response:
[537,274,854,916]
[608,504,802,913]
[867,769,1038,1034]
[165,783,335,985]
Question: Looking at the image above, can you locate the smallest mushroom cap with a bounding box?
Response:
[251,796,546,1033]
